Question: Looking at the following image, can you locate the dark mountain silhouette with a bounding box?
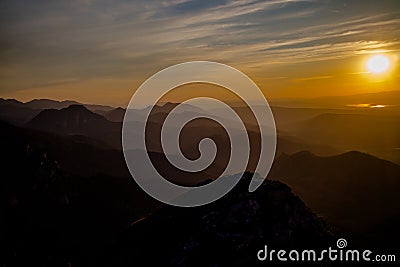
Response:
[1,120,335,266]
[105,102,206,124]
[25,105,122,148]
[210,104,400,164]
[105,107,125,122]
[1,119,127,177]
[290,113,400,164]
[23,98,115,112]
[6,98,398,164]
[270,150,400,247]
[99,102,338,161]
[151,101,205,114]
[0,98,40,125]
[110,173,334,267]
[0,98,25,107]
[24,99,80,109]
[276,134,338,157]
[0,98,116,125]
[0,104,40,125]
[26,104,105,129]
[0,120,160,267]
[0,98,115,112]
[2,119,400,265]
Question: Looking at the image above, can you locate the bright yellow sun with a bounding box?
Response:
[366,54,390,74]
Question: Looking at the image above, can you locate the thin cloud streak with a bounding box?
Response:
[294,75,334,82]
[0,0,399,101]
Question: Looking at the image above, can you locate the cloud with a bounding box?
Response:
[294,75,334,81]
[0,0,399,97]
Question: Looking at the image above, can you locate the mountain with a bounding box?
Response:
[25,105,121,148]
[109,174,334,267]
[24,99,80,109]
[0,98,25,107]
[1,120,334,266]
[105,107,125,122]
[288,113,400,164]
[0,98,40,125]
[151,102,206,114]
[0,98,116,126]
[9,98,399,164]
[1,119,126,177]
[0,120,160,267]
[24,98,115,112]
[0,104,40,125]
[270,151,400,246]
[2,119,400,265]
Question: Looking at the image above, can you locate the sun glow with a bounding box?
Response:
[366,54,390,74]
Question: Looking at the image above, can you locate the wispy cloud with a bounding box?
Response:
[0,0,399,100]
[294,75,334,82]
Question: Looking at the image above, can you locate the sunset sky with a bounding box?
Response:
[1,0,399,106]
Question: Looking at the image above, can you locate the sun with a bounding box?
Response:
[366,54,390,74]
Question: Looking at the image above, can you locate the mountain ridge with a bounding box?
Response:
[25,104,122,148]
[271,149,400,246]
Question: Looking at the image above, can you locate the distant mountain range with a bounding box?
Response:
[0,98,115,111]
[0,98,115,125]
[25,104,122,148]
[1,119,399,265]
[104,107,125,122]
[4,101,335,161]
[271,150,400,246]
[1,92,399,265]
[2,94,399,165]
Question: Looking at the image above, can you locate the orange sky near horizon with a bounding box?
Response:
[0,0,399,106]
[3,52,398,107]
